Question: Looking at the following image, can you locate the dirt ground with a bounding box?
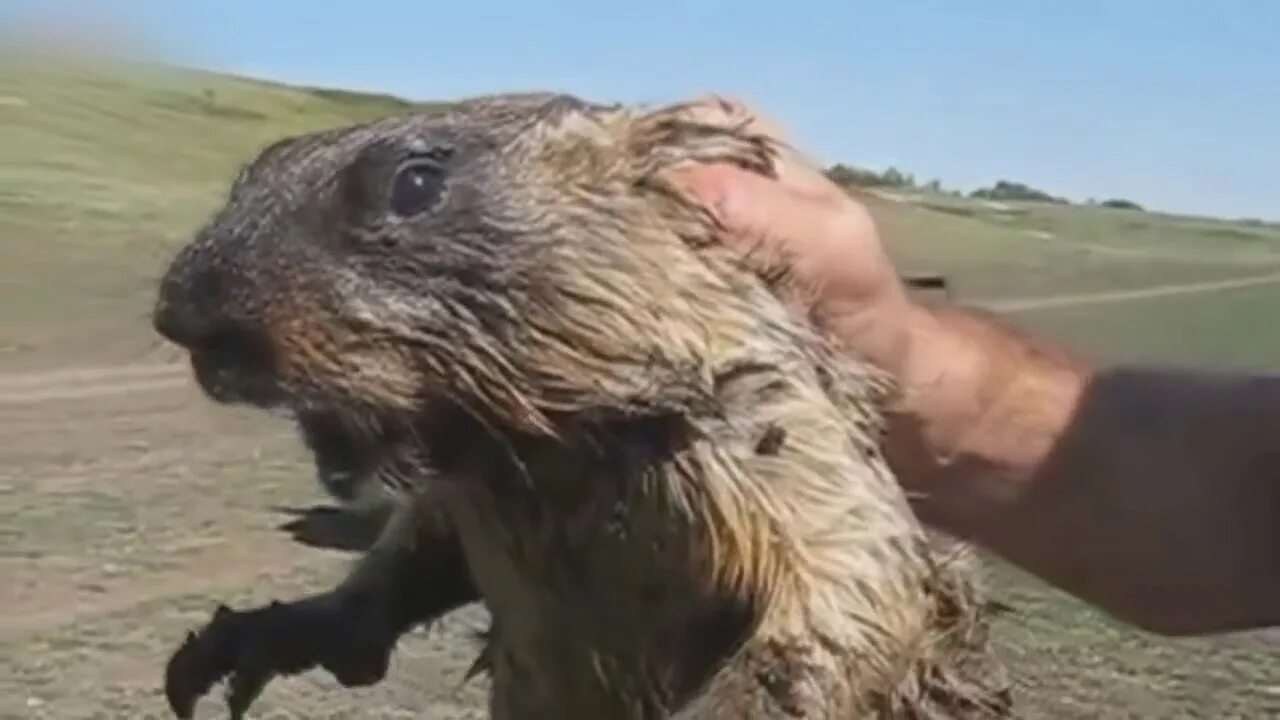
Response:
[4,322,1280,720]
[6,347,1278,720]
[4,57,1278,720]
[0,346,491,719]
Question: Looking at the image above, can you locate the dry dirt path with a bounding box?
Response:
[0,363,188,404]
[980,269,1280,313]
[0,360,489,719]
[6,267,1280,404]
[5,268,1279,717]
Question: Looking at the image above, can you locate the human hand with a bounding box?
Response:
[664,101,914,371]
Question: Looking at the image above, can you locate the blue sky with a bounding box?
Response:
[8,1,1279,219]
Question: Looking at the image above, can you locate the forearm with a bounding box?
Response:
[834,299,1280,635]
[826,297,1086,481]
[1004,366,1280,634]
[342,503,477,633]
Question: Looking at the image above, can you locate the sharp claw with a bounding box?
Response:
[164,596,397,718]
[164,628,215,718]
[226,667,273,720]
[164,607,243,719]
[461,653,490,686]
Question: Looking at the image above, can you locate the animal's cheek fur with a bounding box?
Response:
[512,247,719,409]
[266,308,424,412]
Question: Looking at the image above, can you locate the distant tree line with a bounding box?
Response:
[970,180,1067,204]
[825,163,920,189]
[824,163,1145,211]
[1097,198,1145,211]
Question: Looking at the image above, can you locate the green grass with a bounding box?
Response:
[3,53,1278,717]
[866,190,1280,302]
[1011,282,1280,370]
[989,563,1280,718]
[0,55,442,353]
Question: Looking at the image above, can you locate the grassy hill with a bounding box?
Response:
[0,57,441,364]
[864,188,1280,371]
[1,56,1277,718]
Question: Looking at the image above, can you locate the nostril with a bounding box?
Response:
[152,298,201,348]
[154,254,229,348]
[153,293,275,376]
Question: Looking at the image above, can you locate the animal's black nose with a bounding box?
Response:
[154,295,272,367]
[153,247,229,349]
[152,261,276,381]
[152,296,203,348]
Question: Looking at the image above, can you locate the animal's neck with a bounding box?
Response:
[440,369,996,718]
[446,412,763,716]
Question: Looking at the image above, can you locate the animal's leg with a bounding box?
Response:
[163,503,476,719]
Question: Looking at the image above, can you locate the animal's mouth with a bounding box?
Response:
[181,339,446,508]
[293,406,432,508]
[183,325,290,409]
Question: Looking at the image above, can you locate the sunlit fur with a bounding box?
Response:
[158,94,1012,718]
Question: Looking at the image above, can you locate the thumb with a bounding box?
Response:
[668,162,847,257]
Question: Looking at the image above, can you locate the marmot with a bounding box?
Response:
[153,93,1012,719]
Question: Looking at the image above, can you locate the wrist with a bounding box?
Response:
[889,302,997,452]
[819,289,919,375]
[821,294,969,406]
[893,301,1091,471]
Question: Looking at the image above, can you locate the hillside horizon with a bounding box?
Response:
[2,50,1278,719]
[6,47,1269,224]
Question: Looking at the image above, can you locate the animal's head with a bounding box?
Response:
[153,93,806,500]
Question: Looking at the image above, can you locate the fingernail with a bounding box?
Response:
[711,184,740,225]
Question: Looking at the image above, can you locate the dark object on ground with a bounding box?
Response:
[903,272,952,301]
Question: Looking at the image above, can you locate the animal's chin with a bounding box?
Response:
[290,400,453,509]
[184,350,457,507]
[188,352,290,408]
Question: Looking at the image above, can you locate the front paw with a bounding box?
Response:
[275,504,389,553]
[164,598,394,719]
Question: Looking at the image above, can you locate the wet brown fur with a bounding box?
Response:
[156,94,1012,718]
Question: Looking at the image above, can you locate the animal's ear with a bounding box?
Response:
[626,96,781,179]
[627,96,841,208]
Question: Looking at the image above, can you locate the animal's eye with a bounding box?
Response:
[389,158,446,217]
